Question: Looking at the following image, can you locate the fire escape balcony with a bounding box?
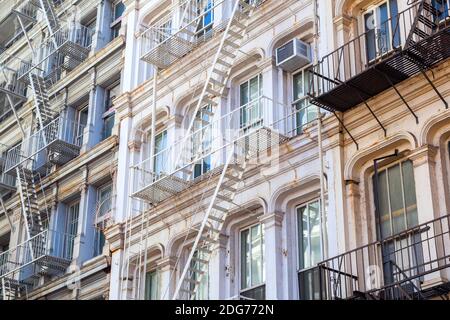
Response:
[131,96,310,204]
[308,0,450,114]
[298,214,450,300]
[0,0,38,51]
[0,64,27,121]
[140,0,266,69]
[0,229,75,295]
[3,116,85,175]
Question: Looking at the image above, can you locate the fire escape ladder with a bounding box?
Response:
[16,166,45,240]
[0,278,29,300]
[28,72,56,131]
[173,143,249,300]
[37,0,61,43]
[174,0,257,175]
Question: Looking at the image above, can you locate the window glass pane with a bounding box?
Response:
[190,250,209,300]
[377,3,391,54]
[401,161,418,228]
[300,205,309,269]
[240,81,249,106]
[241,229,250,289]
[145,271,158,300]
[389,0,400,47]
[376,170,391,239]
[365,11,376,61]
[154,131,168,174]
[388,164,406,234]
[114,2,125,20]
[308,201,322,266]
[250,225,262,287]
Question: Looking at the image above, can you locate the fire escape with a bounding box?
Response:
[125,0,290,300]
[303,0,450,300]
[309,0,450,148]
[0,0,92,300]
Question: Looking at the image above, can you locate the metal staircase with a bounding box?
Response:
[16,166,46,238]
[29,72,57,130]
[175,0,258,179]
[35,0,60,41]
[173,143,249,300]
[0,278,29,300]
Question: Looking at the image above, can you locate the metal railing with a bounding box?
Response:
[0,229,75,280]
[0,66,27,98]
[131,95,317,196]
[298,214,450,300]
[308,0,450,99]
[94,194,115,231]
[4,116,85,173]
[140,0,266,67]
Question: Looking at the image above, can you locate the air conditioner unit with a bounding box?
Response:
[276,38,312,72]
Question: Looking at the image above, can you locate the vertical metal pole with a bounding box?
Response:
[140,68,158,299]
[313,0,328,260]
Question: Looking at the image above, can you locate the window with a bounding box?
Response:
[364,0,400,62]
[240,74,263,131]
[292,69,316,135]
[195,0,214,39]
[154,131,168,176]
[111,1,125,40]
[240,224,265,299]
[76,106,89,145]
[103,82,119,140]
[64,202,79,260]
[190,250,209,300]
[373,160,418,240]
[145,270,159,300]
[432,0,450,21]
[93,184,111,257]
[192,105,212,178]
[297,200,322,270]
[84,18,96,48]
[297,200,325,300]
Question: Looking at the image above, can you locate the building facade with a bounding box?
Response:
[1,0,450,301]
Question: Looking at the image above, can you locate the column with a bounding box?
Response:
[93,0,113,52]
[209,234,228,299]
[83,69,106,151]
[410,145,447,288]
[105,223,125,300]
[157,256,177,300]
[122,0,140,91]
[259,211,284,299]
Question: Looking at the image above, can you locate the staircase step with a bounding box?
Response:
[205,86,221,97]
[216,194,234,203]
[212,68,227,77]
[418,15,437,29]
[184,278,201,285]
[220,48,237,59]
[413,27,429,39]
[227,29,244,39]
[196,246,213,254]
[221,184,237,193]
[224,39,240,49]
[188,267,206,275]
[191,257,209,265]
[216,58,232,68]
[202,96,218,106]
[212,204,228,213]
[209,77,225,88]
[225,173,241,183]
[231,19,246,30]
[199,236,219,244]
[208,215,225,223]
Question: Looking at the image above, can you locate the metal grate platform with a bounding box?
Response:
[141,35,195,69]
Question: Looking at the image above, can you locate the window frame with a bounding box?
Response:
[291,66,317,135]
[296,199,322,272]
[145,269,160,300]
[239,73,263,131]
[102,81,119,140]
[239,222,265,296]
[64,200,80,260]
[362,0,400,63]
[371,158,418,240]
[110,1,125,39]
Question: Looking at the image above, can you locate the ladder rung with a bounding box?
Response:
[206,86,221,97]
[200,235,219,244]
[196,246,213,254]
[188,267,206,275]
[191,257,209,265]
[216,58,232,68]
[209,77,224,87]
[216,194,233,203]
[208,215,225,223]
[221,184,237,193]
[225,173,241,182]
[224,39,240,49]
[221,49,237,59]
[212,68,227,77]
[202,96,218,106]
[228,30,243,39]
[231,19,246,30]
[204,225,221,234]
[184,278,201,285]
[212,204,228,213]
